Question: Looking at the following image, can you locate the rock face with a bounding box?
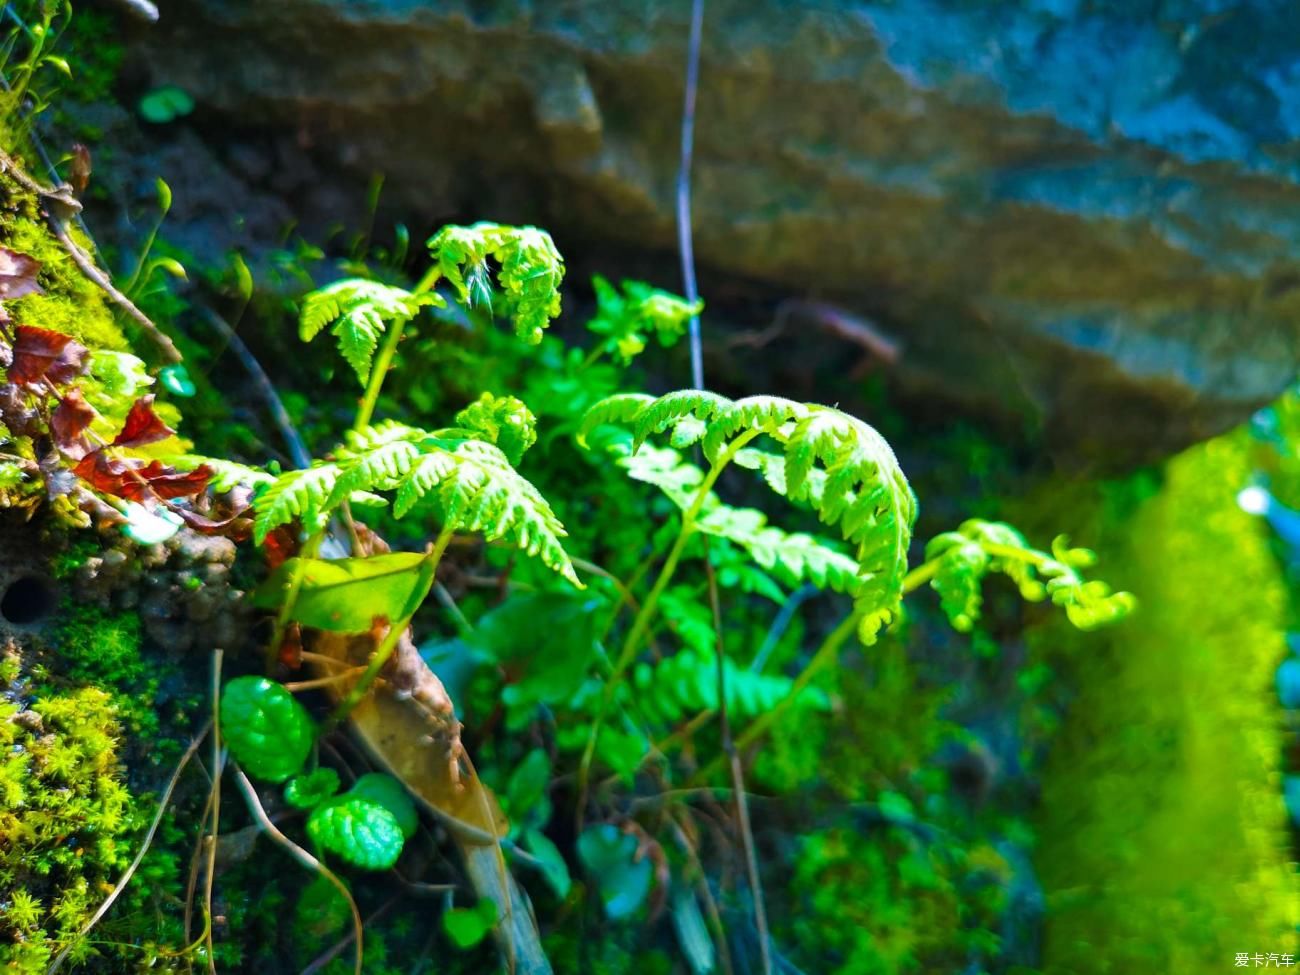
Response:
[122,0,1300,462]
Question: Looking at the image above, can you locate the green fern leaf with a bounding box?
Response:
[253,463,341,543]
[586,276,703,364]
[631,389,732,451]
[701,395,807,464]
[452,392,538,464]
[299,279,442,386]
[924,520,1135,633]
[633,649,829,725]
[426,223,564,344]
[576,393,655,447]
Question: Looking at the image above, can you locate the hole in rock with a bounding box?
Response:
[0,575,57,626]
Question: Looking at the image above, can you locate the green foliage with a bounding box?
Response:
[306,795,406,871]
[925,519,1135,632]
[137,85,194,124]
[254,552,436,632]
[348,773,418,840]
[582,390,917,644]
[426,222,564,344]
[285,768,342,810]
[219,676,314,783]
[442,899,498,950]
[633,648,829,724]
[586,275,701,363]
[452,391,537,465]
[299,279,443,386]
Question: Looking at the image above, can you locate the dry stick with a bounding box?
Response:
[0,148,183,363]
[195,304,311,469]
[704,550,772,975]
[673,0,772,966]
[0,150,184,364]
[203,650,224,975]
[48,722,213,974]
[232,767,364,975]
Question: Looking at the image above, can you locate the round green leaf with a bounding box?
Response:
[348,773,417,839]
[220,676,314,783]
[307,796,405,870]
[284,767,341,810]
[523,827,571,900]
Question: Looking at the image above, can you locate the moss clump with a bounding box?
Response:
[1030,433,1300,970]
[51,603,156,738]
[0,179,127,351]
[0,658,137,972]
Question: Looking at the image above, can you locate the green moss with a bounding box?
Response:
[0,668,137,972]
[50,603,157,738]
[1029,433,1300,970]
[0,168,127,351]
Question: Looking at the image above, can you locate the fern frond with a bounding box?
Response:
[169,455,274,492]
[329,439,421,507]
[426,223,564,343]
[299,279,442,386]
[924,520,1135,632]
[701,395,807,464]
[451,392,538,464]
[633,649,829,725]
[583,390,917,643]
[694,504,863,596]
[587,276,703,364]
[576,393,654,447]
[253,463,341,543]
[617,442,705,509]
[631,389,732,451]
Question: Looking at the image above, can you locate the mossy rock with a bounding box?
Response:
[1028,433,1300,970]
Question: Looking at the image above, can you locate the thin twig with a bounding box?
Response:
[48,722,213,974]
[203,651,224,975]
[232,766,363,975]
[0,147,183,362]
[194,304,311,469]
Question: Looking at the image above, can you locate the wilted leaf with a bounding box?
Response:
[69,143,91,196]
[252,552,434,633]
[306,796,406,870]
[0,248,42,301]
[50,388,96,454]
[220,676,314,783]
[73,451,211,502]
[111,395,174,447]
[8,326,86,386]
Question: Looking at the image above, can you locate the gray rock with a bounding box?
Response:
[125,0,1300,462]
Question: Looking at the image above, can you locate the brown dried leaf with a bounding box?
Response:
[50,388,97,456]
[9,326,86,387]
[0,248,43,301]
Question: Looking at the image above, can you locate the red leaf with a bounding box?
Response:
[263,526,297,570]
[136,460,212,500]
[74,450,138,499]
[9,326,86,387]
[0,248,43,301]
[111,395,174,447]
[50,388,97,455]
[73,451,211,503]
[174,505,251,540]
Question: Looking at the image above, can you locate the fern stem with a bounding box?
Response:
[265,532,324,672]
[576,430,759,798]
[352,315,408,432]
[324,529,452,731]
[695,609,860,783]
